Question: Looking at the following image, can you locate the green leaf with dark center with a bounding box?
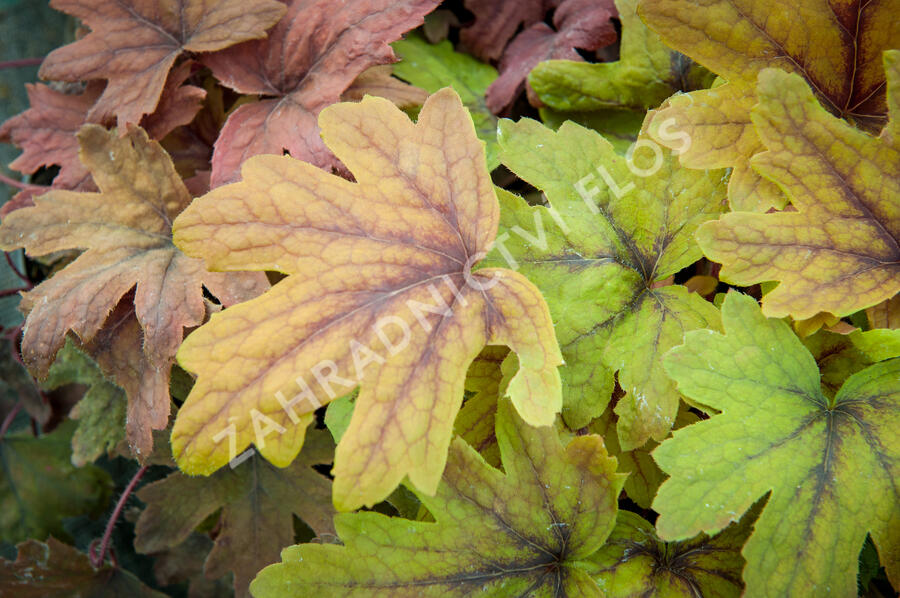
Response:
[585,503,761,597]
[250,398,626,597]
[484,116,725,448]
[655,292,900,597]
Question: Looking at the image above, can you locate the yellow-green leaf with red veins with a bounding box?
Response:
[584,505,761,597]
[656,292,900,597]
[171,88,563,511]
[38,0,285,128]
[0,125,267,457]
[250,399,625,597]
[482,117,725,450]
[638,0,900,211]
[698,62,900,320]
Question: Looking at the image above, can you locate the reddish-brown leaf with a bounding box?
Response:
[486,0,617,113]
[0,83,100,191]
[203,0,440,187]
[138,61,206,141]
[38,0,285,127]
[460,0,555,62]
[0,62,206,217]
[135,431,336,598]
[0,538,167,598]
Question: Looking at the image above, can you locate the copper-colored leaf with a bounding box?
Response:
[0,82,99,191]
[204,0,440,187]
[172,89,563,510]
[460,0,555,62]
[0,125,267,457]
[38,0,286,127]
[138,61,206,141]
[0,63,205,213]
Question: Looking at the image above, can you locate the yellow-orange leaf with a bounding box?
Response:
[698,63,900,319]
[639,0,900,211]
[171,88,563,510]
[0,126,266,457]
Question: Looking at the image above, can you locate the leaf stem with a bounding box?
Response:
[0,57,43,70]
[3,323,23,342]
[0,287,28,298]
[89,465,149,568]
[0,173,47,192]
[0,402,22,440]
[4,252,31,287]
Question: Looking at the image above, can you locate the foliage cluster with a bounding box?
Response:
[0,0,897,596]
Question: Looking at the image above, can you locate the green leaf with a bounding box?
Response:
[588,403,699,509]
[801,330,875,400]
[850,329,900,363]
[323,389,357,445]
[585,504,760,597]
[250,399,626,597]
[392,32,499,169]
[41,338,126,466]
[529,0,713,112]
[453,345,511,468]
[538,107,645,154]
[485,117,725,447]
[0,420,112,543]
[134,429,336,598]
[655,292,900,597]
[0,537,167,598]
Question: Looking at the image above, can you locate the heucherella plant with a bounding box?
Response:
[0,1,896,596]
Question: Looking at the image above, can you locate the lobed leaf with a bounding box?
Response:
[0,83,100,192]
[698,63,900,319]
[205,0,440,187]
[250,399,626,597]
[171,88,563,510]
[135,430,336,597]
[639,0,900,210]
[655,292,900,596]
[485,116,725,448]
[39,0,285,127]
[585,506,760,597]
[0,125,267,456]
